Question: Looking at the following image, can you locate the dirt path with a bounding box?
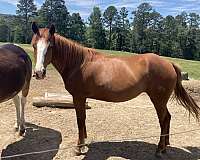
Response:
[1,69,200,160]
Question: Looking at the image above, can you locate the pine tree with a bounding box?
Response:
[38,0,70,36]
[87,7,106,49]
[16,0,37,43]
[103,6,118,50]
[69,13,86,43]
[117,7,130,51]
[132,3,153,53]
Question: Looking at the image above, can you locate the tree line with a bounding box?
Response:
[0,0,200,60]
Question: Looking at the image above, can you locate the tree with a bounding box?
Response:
[87,6,106,49]
[69,13,86,43]
[132,3,154,53]
[145,10,163,53]
[0,18,9,42]
[16,0,37,43]
[188,13,200,28]
[115,7,130,51]
[160,15,177,57]
[14,25,25,43]
[38,0,70,36]
[0,24,9,42]
[103,6,118,49]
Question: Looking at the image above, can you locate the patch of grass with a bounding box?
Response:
[98,49,134,55]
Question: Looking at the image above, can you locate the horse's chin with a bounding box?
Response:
[33,70,46,80]
[37,75,46,80]
[34,74,46,80]
[36,76,45,80]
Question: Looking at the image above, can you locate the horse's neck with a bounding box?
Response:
[51,36,92,75]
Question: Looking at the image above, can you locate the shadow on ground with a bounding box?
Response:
[83,141,200,160]
[1,123,62,160]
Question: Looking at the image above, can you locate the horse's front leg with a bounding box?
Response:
[73,96,88,155]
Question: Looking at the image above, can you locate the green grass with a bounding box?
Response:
[1,42,200,79]
[98,49,133,55]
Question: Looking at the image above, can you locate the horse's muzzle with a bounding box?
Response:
[33,69,46,80]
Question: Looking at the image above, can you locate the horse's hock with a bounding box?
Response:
[181,72,189,80]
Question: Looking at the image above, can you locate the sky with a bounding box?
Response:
[0,0,200,20]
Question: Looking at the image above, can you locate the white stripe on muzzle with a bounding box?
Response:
[35,39,50,72]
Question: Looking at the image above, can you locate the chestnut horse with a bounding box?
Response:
[31,22,200,156]
[0,44,32,135]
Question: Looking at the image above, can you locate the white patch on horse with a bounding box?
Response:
[35,39,50,72]
[13,95,20,130]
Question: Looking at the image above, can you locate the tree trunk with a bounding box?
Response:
[109,23,112,50]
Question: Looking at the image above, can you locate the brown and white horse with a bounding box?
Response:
[31,22,200,156]
[0,44,32,135]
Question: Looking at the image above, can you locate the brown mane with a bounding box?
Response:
[51,33,104,74]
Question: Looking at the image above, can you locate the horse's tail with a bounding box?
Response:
[172,63,200,121]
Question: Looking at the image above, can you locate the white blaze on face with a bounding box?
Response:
[35,38,50,73]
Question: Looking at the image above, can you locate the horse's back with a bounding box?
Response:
[0,44,32,102]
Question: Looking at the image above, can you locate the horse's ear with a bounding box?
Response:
[32,22,39,35]
[49,24,55,36]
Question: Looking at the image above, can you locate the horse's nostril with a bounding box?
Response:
[42,69,46,76]
[36,72,39,77]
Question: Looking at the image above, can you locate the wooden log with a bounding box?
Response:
[32,97,91,109]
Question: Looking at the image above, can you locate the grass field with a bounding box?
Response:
[1,42,200,79]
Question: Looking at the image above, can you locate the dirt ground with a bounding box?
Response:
[1,68,200,160]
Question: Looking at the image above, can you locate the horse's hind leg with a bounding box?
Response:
[12,93,26,136]
[155,104,171,154]
[18,80,30,136]
[13,95,20,131]
[148,92,172,156]
[19,93,27,135]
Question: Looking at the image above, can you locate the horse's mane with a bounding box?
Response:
[54,34,102,57]
[52,34,104,73]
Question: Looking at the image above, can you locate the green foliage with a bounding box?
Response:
[111,7,130,51]
[38,0,70,36]
[0,24,9,42]
[16,0,37,43]
[103,6,118,49]
[87,7,106,49]
[69,13,86,43]
[14,25,25,43]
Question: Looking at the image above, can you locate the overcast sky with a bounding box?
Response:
[0,0,200,20]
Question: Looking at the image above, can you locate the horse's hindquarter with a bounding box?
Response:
[0,49,26,102]
[143,54,177,96]
[83,55,149,102]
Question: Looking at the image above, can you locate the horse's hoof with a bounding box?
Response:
[19,128,26,137]
[73,146,88,156]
